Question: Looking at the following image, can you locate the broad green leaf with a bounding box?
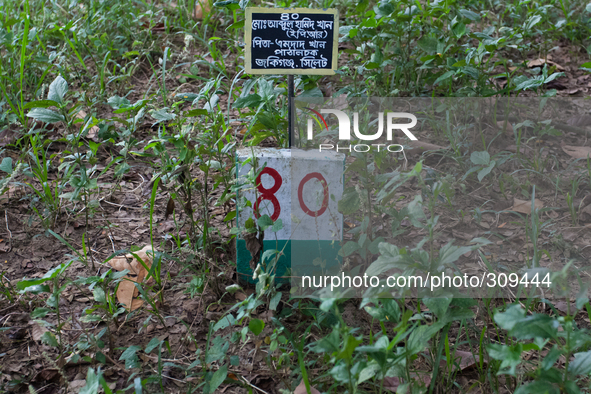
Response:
[487,343,522,376]
[0,157,12,174]
[248,318,265,335]
[417,36,438,54]
[477,161,495,181]
[27,108,64,123]
[569,351,591,375]
[459,9,480,21]
[47,75,68,104]
[434,71,455,86]
[92,287,106,304]
[41,331,59,347]
[151,109,176,124]
[494,305,525,331]
[257,214,273,230]
[213,314,235,331]
[80,368,100,394]
[269,292,282,311]
[119,345,142,369]
[470,151,490,166]
[423,297,451,318]
[452,22,466,37]
[407,323,442,356]
[233,94,262,108]
[510,314,558,340]
[209,365,228,393]
[524,14,542,30]
[145,337,161,353]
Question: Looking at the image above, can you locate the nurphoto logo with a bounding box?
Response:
[304,108,418,153]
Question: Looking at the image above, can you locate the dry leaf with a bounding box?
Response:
[108,245,155,310]
[293,380,321,394]
[496,121,514,133]
[30,322,48,341]
[194,0,211,19]
[165,197,175,220]
[562,145,591,159]
[527,58,565,71]
[510,198,543,214]
[566,115,591,127]
[398,139,446,156]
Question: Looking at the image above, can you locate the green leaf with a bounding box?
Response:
[27,108,65,123]
[417,36,438,54]
[514,381,560,394]
[151,109,176,124]
[214,0,239,10]
[257,215,273,230]
[185,109,208,117]
[226,20,245,31]
[423,297,451,318]
[209,365,228,393]
[433,71,455,86]
[338,190,361,215]
[524,14,542,30]
[233,94,262,108]
[494,305,525,331]
[207,336,229,363]
[407,323,442,356]
[119,345,142,369]
[92,287,106,304]
[31,307,51,318]
[41,331,59,347]
[470,151,490,166]
[249,318,265,335]
[23,100,59,110]
[145,337,161,353]
[569,351,591,375]
[510,314,558,340]
[80,368,100,394]
[47,75,68,104]
[213,314,235,331]
[477,161,495,181]
[270,292,282,311]
[459,9,480,21]
[487,343,522,376]
[0,157,13,174]
[452,22,466,37]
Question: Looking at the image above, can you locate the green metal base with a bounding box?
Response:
[236,239,342,285]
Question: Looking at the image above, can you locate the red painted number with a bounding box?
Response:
[254,167,282,221]
[298,172,329,217]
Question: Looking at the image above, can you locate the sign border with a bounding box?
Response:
[245,7,339,75]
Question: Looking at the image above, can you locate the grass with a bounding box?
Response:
[0,0,590,393]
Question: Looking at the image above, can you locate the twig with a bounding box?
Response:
[5,210,11,239]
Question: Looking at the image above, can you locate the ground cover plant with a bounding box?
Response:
[1,0,591,393]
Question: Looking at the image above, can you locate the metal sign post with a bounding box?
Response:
[238,7,342,284]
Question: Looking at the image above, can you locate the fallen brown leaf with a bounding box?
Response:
[510,198,543,214]
[30,322,48,341]
[562,145,591,160]
[109,245,155,310]
[293,380,321,394]
[496,121,514,133]
[194,0,212,19]
[527,58,565,71]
